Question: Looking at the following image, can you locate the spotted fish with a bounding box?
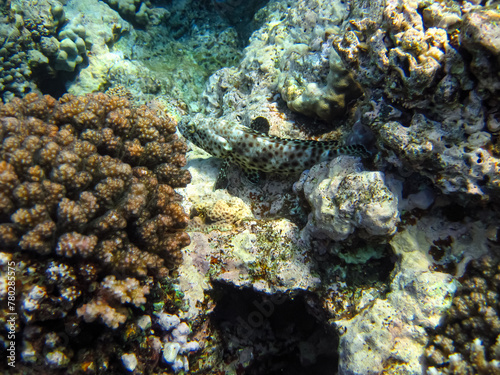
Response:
[179,114,370,184]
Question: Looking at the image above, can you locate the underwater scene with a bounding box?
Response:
[0,0,499,374]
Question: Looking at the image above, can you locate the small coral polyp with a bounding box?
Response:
[0,92,191,274]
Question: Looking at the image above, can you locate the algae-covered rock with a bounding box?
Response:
[460,7,500,95]
[377,106,500,199]
[462,8,500,56]
[277,41,362,121]
[298,156,399,242]
[177,217,321,321]
[336,225,458,375]
[102,0,169,26]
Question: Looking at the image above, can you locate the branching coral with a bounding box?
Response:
[0,92,191,274]
[0,92,191,371]
[77,275,150,328]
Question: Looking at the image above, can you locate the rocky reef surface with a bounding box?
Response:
[1,0,500,374]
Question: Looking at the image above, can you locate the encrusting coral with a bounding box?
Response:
[333,0,472,108]
[326,0,500,200]
[0,92,192,372]
[194,195,252,225]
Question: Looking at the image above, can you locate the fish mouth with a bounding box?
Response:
[177,118,194,138]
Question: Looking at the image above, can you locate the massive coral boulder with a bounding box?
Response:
[296,156,399,242]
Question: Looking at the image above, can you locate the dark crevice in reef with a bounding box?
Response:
[165,0,271,47]
[311,239,396,289]
[201,0,271,44]
[210,282,339,375]
[35,70,75,99]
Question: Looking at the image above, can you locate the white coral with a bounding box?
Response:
[76,299,127,329]
[76,276,149,328]
[101,275,150,306]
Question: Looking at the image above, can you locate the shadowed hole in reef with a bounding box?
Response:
[210,283,338,374]
[35,69,75,99]
[201,0,271,45]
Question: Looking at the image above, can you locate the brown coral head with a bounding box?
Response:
[0,92,191,275]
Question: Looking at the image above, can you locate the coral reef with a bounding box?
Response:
[461,7,500,96]
[172,0,500,208]
[68,0,245,109]
[0,92,191,272]
[172,0,368,156]
[295,156,399,242]
[2,0,500,374]
[190,0,363,126]
[158,313,201,372]
[326,0,500,200]
[102,0,169,26]
[178,126,498,373]
[333,0,477,107]
[328,2,500,200]
[0,92,191,372]
[276,15,363,121]
[174,0,383,242]
[290,0,500,202]
[336,222,458,375]
[0,0,130,100]
[425,256,500,375]
[173,0,500,373]
[375,107,500,199]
